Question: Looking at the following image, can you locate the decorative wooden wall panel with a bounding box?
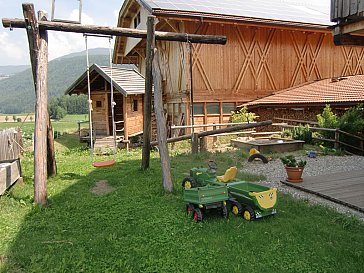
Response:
[182,22,364,103]
[148,19,364,127]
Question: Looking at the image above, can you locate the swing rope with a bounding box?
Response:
[84,34,116,168]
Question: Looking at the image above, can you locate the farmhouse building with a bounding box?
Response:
[113,0,364,129]
[242,75,364,126]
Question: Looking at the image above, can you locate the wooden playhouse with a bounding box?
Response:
[65,64,146,146]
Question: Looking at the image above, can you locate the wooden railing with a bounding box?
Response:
[0,128,23,161]
[279,124,364,155]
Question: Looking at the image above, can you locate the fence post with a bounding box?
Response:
[192,133,199,154]
[334,128,339,150]
[212,124,217,146]
[200,136,207,152]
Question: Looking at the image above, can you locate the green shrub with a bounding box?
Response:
[316,105,338,147]
[337,104,364,152]
[317,104,338,129]
[230,106,257,123]
[337,104,364,135]
[291,124,313,144]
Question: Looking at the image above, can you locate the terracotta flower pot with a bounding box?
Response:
[285,166,304,183]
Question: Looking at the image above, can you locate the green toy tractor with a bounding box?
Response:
[182,161,277,221]
[184,184,229,222]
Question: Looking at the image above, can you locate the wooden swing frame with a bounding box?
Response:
[2,3,227,203]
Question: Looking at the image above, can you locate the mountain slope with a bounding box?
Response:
[0,50,111,114]
[0,65,29,76]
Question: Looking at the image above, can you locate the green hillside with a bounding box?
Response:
[0,51,110,114]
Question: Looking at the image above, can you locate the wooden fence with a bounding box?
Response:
[279,124,364,155]
[0,128,23,161]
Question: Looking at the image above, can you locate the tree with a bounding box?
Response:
[317,104,338,129]
[16,117,22,122]
[30,116,33,122]
[5,116,8,122]
[12,115,16,122]
[230,106,257,123]
[337,104,364,135]
[316,104,338,143]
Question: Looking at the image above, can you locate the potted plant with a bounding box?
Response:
[280,155,307,183]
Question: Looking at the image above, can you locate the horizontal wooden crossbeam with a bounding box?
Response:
[2,18,227,45]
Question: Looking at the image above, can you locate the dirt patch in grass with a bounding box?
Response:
[90,180,114,196]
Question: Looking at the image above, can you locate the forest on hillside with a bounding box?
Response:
[0,53,110,114]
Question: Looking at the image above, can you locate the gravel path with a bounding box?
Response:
[240,155,364,220]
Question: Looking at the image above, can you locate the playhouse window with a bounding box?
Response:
[96,101,102,108]
[132,99,138,111]
[133,12,141,28]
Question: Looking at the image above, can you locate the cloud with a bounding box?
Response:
[0,31,28,65]
[0,6,118,65]
[47,10,111,61]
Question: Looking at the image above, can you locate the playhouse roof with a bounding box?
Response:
[242,75,364,109]
[65,64,146,96]
[132,0,332,27]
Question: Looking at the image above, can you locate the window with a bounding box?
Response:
[193,103,204,115]
[96,101,102,108]
[132,99,138,112]
[222,103,235,114]
[168,103,173,115]
[133,12,141,28]
[207,103,220,114]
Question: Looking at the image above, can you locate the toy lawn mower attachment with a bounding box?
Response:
[182,162,277,221]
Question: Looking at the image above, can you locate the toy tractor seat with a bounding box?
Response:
[217,166,238,183]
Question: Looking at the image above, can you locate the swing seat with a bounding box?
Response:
[92,159,116,168]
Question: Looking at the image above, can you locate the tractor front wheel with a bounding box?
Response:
[193,208,203,222]
[182,176,197,189]
[243,206,256,221]
[231,202,243,216]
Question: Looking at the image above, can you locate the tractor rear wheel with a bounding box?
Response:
[186,204,194,217]
[231,202,243,216]
[193,208,203,222]
[182,176,197,189]
[243,206,256,221]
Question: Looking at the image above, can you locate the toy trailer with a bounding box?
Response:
[227,182,277,221]
[184,185,229,222]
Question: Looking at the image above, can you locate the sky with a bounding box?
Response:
[0,0,125,66]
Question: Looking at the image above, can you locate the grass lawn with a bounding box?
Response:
[0,121,363,272]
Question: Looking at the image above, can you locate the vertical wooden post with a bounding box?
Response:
[192,133,199,154]
[39,10,56,178]
[153,49,173,192]
[334,128,340,150]
[123,96,129,151]
[141,15,155,170]
[47,114,57,177]
[212,124,217,146]
[200,136,207,152]
[23,4,48,205]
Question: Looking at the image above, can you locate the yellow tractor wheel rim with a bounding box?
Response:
[184,181,192,189]
[243,210,251,221]
[232,205,239,216]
